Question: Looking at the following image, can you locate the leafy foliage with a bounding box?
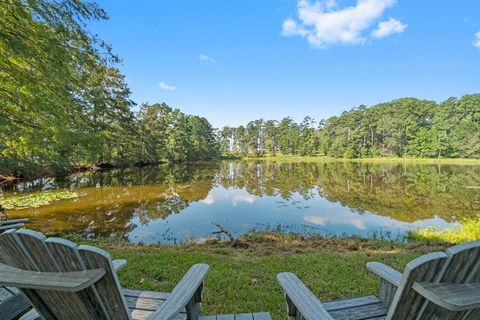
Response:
[219,96,480,159]
[0,0,218,177]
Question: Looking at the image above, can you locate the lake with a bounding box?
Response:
[2,161,480,243]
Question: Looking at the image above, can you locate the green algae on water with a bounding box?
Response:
[0,191,79,210]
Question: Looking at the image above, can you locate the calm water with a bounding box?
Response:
[2,161,480,243]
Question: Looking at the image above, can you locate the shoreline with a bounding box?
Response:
[2,156,480,186]
[236,155,480,165]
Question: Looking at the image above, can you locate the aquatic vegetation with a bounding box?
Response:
[407,216,480,244]
[0,191,79,210]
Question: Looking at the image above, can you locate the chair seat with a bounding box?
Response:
[323,295,388,320]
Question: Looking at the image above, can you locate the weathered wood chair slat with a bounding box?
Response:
[0,219,33,319]
[277,240,480,320]
[0,228,272,320]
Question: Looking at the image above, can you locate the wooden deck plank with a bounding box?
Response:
[252,312,271,320]
[130,308,186,320]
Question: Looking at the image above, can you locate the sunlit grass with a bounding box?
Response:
[407,216,480,244]
[234,154,480,165]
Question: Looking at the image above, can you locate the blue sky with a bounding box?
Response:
[90,0,480,128]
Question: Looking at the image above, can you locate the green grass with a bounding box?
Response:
[408,216,480,244]
[232,154,480,165]
[73,233,447,319]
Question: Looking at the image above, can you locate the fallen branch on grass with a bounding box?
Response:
[212,223,235,242]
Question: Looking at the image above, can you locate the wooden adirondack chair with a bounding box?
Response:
[0,228,271,320]
[0,228,208,320]
[277,240,480,320]
[0,218,31,319]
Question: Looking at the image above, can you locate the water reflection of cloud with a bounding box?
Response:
[304,215,367,230]
[199,191,257,206]
[411,217,454,229]
[200,194,215,205]
[232,194,256,206]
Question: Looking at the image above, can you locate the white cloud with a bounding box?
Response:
[159,82,177,91]
[474,31,480,49]
[282,0,404,47]
[199,54,216,64]
[372,17,407,38]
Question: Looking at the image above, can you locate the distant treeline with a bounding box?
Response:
[218,95,480,159]
[0,0,218,177]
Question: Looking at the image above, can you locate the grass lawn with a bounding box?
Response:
[77,234,449,319]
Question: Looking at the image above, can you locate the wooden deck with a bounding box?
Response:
[123,288,271,320]
[17,288,271,320]
[199,313,271,320]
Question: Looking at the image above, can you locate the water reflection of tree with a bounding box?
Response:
[215,161,480,222]
[102,163,218,226]
[8,163,219,239]
[7,161,480,239]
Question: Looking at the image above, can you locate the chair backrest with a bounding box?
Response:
[0,228,131,320]
[386,241,480,320]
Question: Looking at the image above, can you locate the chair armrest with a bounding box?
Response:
[0,224,24,232]
[0,219,29,226]
[0,263,105,292]
[413,282,480,311]
[277,272,334,320]
[113,259,127,272]
[147,263,209,320]
[366,262,402,287]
